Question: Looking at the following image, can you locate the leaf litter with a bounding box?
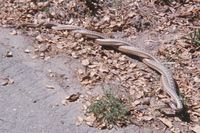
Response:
[0,0,199,132]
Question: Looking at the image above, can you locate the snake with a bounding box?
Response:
[51,24,184,112]
[17,23,183,112]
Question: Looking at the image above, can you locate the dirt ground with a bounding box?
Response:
[0,0,200,133]
[0,23,165,133]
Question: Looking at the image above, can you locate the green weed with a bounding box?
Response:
[189,29,200,47]
[88,90,130,127]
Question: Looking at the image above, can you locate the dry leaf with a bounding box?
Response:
[84,114,96,126]
[36,35,44,42]
[61,99,67,105]
[66,92,81,102]
[0,77,14,86]
[194,76,200,83]
[82,59,90,66]
[81,79,92,85]
[99,64,109,73]
[24,48,30,53]
[128,12,136,18]
[63,31,69,36]
[89,70,97,77]
[76,116,84,126]
[71,52,78,58]
[191,125,200,133]
[131,100,141,107]
[5,51,13,57]
[77,69,85,75]
[103,15,110,22]
[88,64,98,68]
[56,43,64,49]
[140,116,153,121]
[8,78,14,84]
[170,127,181,133]
[46,85,55,89]
[159,117,173,128]
[38,44,50,52]
[1,78,9,86]
[10,30,17,35]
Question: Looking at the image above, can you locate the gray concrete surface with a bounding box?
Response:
[0,27,161,133]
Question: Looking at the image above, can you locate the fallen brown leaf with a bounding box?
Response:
[10,30,17,35]
[81,59,90,66]
[5,51,13,57]
[46,85,55,89]
[191,125,200,133]
[84,114,96,127]
[159,117,173,128]
[66,92,81,102]
[1,78,9,86]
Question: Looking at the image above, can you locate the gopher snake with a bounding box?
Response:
[17,22,184,112]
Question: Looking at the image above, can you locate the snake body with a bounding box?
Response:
[95,38,183,111]
[95,39,160,62]
[50,24,183,112]
[143,59,183,110]
[51,24,84,30]
[72,29,109,39]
